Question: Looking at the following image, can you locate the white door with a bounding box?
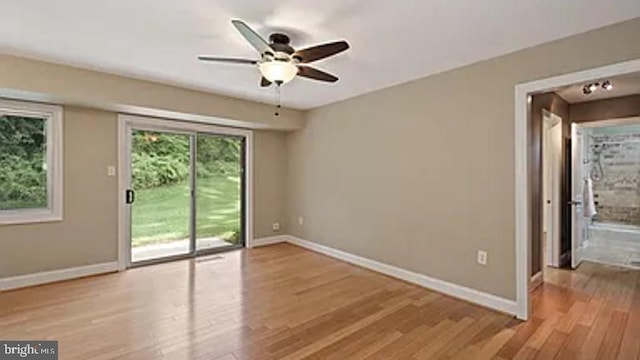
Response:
[543,113,563,268]
[571,123,586,269]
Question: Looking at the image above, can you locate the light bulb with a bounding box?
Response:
[603,81,613,91]
[259,61,298,84]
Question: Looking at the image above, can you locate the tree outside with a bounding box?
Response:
[1,121,242,249]
[131,131,242,247]
[0,115,48,210]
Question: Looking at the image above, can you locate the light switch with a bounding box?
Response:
[107,166,116,177]
[477,250,488,266]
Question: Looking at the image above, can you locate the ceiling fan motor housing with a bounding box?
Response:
[268,33,295,55]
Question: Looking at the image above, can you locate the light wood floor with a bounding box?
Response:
[1,244,639,359]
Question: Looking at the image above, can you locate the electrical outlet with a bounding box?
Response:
[107,166,116,177]
[272,222,280,232]
[477,250,488,266]
[299,216,304,226]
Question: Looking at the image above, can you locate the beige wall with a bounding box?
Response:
[286,18,640,300]
[254,131,288,238]
[0,107,119,277]
[0,50,294,278]
[0,108,289,278]
[0,54,304,130]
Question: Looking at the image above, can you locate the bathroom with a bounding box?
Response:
[581,121,640,268]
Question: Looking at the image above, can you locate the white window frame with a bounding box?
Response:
[0,99,63,225]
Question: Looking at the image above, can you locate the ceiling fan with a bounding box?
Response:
[198,20,349,87]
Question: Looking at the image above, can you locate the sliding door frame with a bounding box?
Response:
[193,132,247,255]
[117,114,254,270]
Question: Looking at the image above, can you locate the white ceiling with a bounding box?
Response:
[2,1,640,109]
[557,72,640,103]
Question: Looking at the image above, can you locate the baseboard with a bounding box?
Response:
[530,271,543,291]
[0,262,119,292]
[0,237,519,317]
[251,235,288,248]
[285,236,518,317]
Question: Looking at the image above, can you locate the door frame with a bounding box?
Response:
[117,114,254,270]
[570,123,586,269]
[514,57,640,320]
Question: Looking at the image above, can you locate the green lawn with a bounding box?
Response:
[132,174,241,247]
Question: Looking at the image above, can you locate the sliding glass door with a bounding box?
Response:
[195,134,244,252]
[127,126,245,266]
[130,130,192,263]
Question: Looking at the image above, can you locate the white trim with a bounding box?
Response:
[245,131,254,249]
[0,262,118,292]
[0,99,63,225]
[514,58,640,320]
[116,114,254,268]
[251,235,288,248]
[117,117,129,270]
[118,114,253,137]
[286,236,518,316]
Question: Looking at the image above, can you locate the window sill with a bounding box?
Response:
[0,209,63,226]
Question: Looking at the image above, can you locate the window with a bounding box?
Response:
[0,99,63,224]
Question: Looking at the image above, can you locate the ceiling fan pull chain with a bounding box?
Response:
[274,83,282,117]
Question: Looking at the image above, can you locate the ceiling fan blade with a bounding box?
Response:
[261,77,272,87]
[293,41,349,63]
[198,56,257,65]
[231,19,274,55]
[297,66,339,83]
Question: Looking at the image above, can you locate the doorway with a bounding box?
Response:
[515,58,640,320]
[118,115,252,267]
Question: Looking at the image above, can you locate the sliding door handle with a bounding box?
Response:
[125,189,135,204]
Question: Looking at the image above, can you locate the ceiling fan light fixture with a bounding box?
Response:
[259,61,298,84]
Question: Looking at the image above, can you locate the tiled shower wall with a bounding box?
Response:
[588,124,640,226]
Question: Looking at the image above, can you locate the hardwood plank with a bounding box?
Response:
[617,274,640,360]
[496,316,544,358]
[595,310,628,359]
[412,317,476,359]
[534,329,567,359]
[0,244,638,359]
[553,324,590,359]
[472,327,516,360]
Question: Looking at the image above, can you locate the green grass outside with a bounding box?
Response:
[132,174,241,247]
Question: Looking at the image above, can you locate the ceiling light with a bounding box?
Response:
[589,83,599,92]
[259,61,298,85]
[602,81,613,90]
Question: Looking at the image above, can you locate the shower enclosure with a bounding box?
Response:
[581,120,640,268]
